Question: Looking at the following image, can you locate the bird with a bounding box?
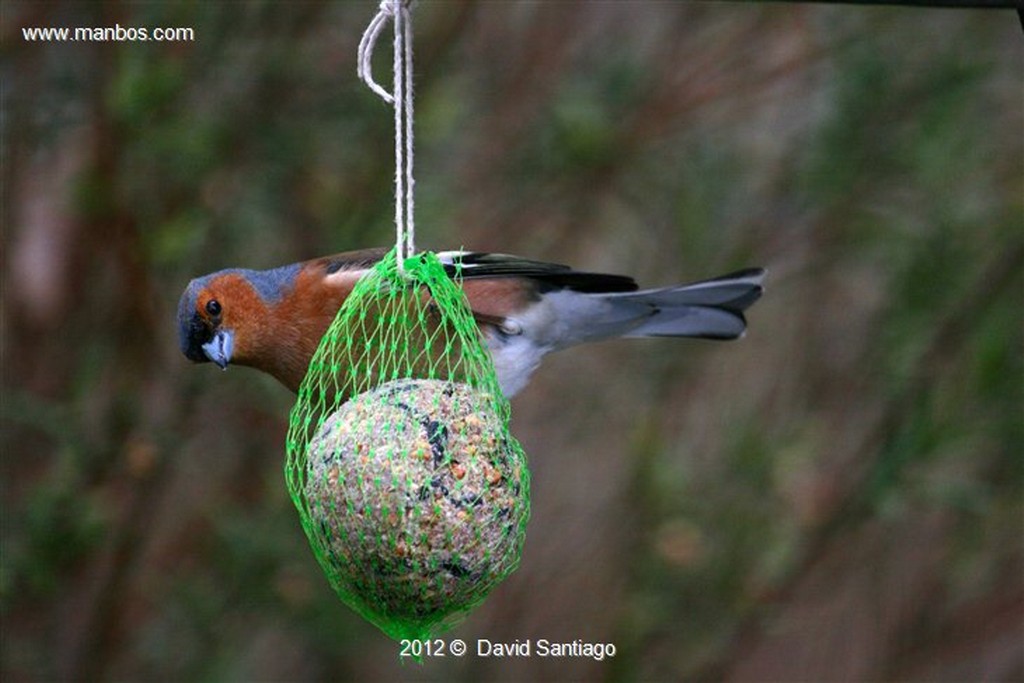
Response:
[178,248,765,397]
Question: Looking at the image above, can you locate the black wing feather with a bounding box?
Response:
[443,251,638,294]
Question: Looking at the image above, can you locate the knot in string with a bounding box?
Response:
[358,0,416,273]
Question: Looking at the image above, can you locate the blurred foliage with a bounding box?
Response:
[3,1,1022,682]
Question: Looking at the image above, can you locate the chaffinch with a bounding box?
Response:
[177,248,764,396]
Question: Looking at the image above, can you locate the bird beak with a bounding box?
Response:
[201,329,234,370]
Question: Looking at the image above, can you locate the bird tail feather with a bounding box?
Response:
[606,268,765,341]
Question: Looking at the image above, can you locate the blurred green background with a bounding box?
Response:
[3,2,1021,681]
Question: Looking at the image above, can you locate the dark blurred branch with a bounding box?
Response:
[53,6,188,680]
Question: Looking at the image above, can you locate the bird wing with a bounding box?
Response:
[310,247,638,295]
[313,248,391,290]
[317,247,391,274]
[438,250,638,294]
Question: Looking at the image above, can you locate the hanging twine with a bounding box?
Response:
[358,0,416,272]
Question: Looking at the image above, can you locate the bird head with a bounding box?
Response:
[178,272,241,370]
[177,263,302,369]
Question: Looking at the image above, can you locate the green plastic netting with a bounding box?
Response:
[285,249,531,642]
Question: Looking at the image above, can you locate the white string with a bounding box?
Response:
[356,6,394,103]
[358,0,415,273]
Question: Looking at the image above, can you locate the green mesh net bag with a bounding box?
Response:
[285,249,531,642]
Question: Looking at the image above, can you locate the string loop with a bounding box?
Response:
[358,0,416,273]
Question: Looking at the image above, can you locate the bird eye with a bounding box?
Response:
[205,299,222,317]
